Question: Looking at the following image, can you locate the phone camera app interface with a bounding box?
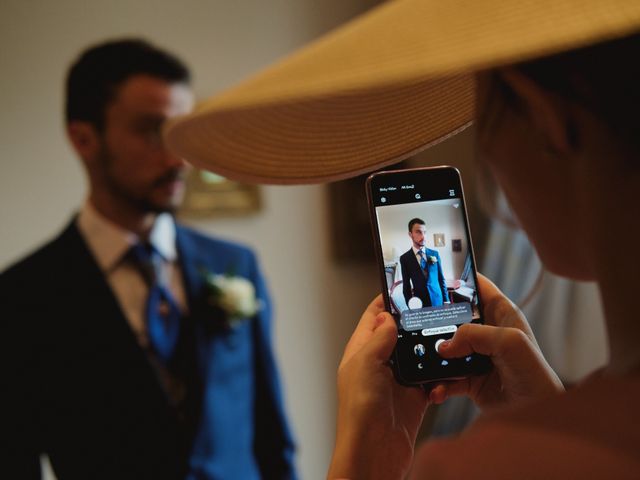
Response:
[373,178,481,376]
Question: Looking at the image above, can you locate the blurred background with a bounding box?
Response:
[0,0,609,478]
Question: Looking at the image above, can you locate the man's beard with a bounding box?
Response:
[97,144,184,215]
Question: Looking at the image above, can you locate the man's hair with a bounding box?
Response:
[408,218,425,232]
[65,38,190,131]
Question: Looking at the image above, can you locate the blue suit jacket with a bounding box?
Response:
[0,220,296,480]
[399,247,449,308]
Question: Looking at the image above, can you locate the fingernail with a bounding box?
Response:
[374,313,386,328]
[438,340,451,350]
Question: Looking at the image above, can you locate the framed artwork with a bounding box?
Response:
[327,161,412,263]
[178,170,261,218]
[452,239,462,252]
[328,174,374,262]
[434,233,445,247]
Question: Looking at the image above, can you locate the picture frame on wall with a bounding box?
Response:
[178,170,261,218]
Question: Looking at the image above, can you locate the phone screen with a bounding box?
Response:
[367,166,490,384]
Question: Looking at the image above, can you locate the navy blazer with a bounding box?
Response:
[399,247,449,308]
[0,220,296,480]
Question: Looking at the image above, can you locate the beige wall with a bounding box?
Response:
[0,1,382,478]
[377,199,470,280]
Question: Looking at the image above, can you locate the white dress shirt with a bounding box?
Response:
[412,245,426,265]
[76,201,188,349]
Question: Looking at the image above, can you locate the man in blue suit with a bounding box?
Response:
[399,218,450,309]
[1,39,296,479]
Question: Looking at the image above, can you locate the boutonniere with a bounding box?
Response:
[428,255,438,264]
[202,270,261,330]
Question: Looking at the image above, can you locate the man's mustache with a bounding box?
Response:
[154,169,187,187]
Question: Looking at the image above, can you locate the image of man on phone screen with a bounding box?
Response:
[399,218,450,309]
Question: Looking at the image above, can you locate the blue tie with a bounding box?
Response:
[418,249,427,270]
[129,243,182,365]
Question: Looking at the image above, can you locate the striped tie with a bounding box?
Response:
[418,249,428,270]
[129,243,181,365]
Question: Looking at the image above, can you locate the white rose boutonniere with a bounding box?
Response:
[203,272,261,329]
[428,255,438,264]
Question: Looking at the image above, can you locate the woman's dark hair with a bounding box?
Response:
[490,32,640,151]
[65,38,190,131]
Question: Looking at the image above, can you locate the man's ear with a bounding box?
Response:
[499,68,575,155]
[67,121,100,166]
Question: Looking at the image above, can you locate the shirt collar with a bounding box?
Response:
[150,212,178,262]
[412,246,425,256]
[77,200,177,273]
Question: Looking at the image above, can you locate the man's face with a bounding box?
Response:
[95,74,194,213]
[409,224,427,249]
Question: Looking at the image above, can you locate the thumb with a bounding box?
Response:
[437,323,518,359]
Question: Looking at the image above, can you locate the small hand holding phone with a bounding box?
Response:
[366,166,491,385]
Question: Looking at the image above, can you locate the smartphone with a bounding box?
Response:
[366,166,491,385]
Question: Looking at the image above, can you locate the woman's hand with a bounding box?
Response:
[429,274,564,411]
[327,275,563,479]
[327,296,429,480]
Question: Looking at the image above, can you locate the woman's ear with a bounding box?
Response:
[67,121,100,166]
[499,68,575,155]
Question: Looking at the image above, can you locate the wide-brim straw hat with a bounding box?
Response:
[164,0,640,185]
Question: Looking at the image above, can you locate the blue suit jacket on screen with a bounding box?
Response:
[399,247,449,308]
[0,219,297,480]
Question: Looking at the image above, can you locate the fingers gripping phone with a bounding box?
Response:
[366,166,491,385]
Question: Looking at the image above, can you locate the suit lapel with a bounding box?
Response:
[175,226,208,313]
[176,226,242,313]
[173,227,212,439]
[61,221,144,354]
[424,249,431,281]
[175,226,239,361]
[56,221,177,407]
[51,221,188,468]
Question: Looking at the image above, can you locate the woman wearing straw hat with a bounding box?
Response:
[165,0,640,477]
[326,15,640,480]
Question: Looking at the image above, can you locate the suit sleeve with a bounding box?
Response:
[0,268,44,479]
[247,251,298,479]
[400,254,412,304]
[435,252,450,302]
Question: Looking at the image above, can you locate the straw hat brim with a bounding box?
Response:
[164,0,640,185]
